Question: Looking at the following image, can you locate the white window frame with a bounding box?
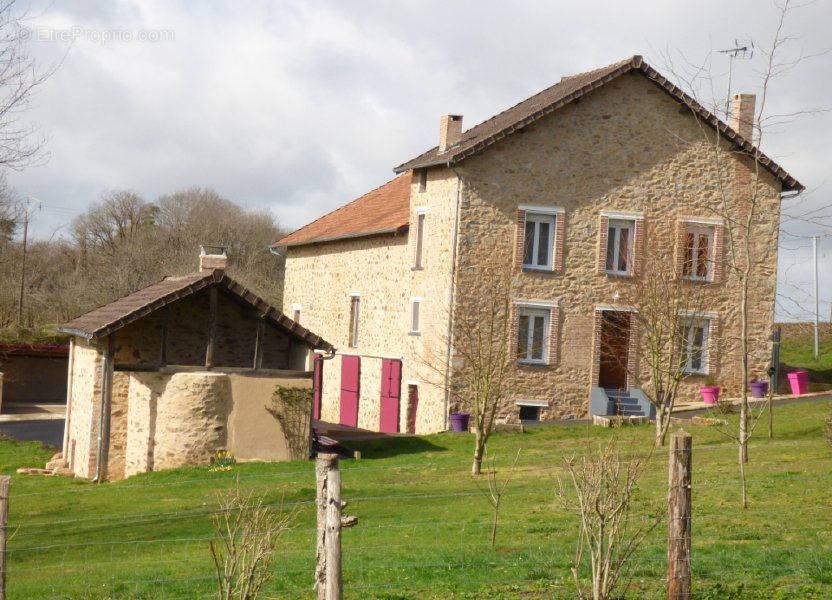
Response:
[516,305,550,365]
[414,208,427,269]
[348,293,360,348]
[684,224,714,282]
[605,218,635,276]
[520,206,563,271]
[681,316,710,374]
[410,297,422,334]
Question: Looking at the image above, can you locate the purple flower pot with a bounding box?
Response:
[449,412,470,433]
[787,370,809,396]
[699,386,720,405]
[750,381,768,398]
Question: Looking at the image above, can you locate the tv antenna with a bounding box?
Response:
[717,40,754,119]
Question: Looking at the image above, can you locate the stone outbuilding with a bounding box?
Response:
[57,248,333,481]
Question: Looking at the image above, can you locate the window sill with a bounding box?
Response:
[683,276,714,284]
[522,266,556,273]
[411,266,424,272]
[408,331,421,336]
[517,360,550,368]
[604,271,633,278]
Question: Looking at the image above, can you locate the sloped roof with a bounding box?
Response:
[394,55,802,192]
[59,270,334,351]
[274,172,412,248]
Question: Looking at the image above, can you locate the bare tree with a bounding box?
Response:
[476,448,521,547]
[209,483,296,600]
[419,260,517,475]
[616,257,709,446]
[556,438,660,600]
[664,0,820,507]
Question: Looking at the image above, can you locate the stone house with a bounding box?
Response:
[276,55,802,434]
[57,248,332,481]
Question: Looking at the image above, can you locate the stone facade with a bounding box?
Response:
[66,338,104,479]
[282,71,785,431]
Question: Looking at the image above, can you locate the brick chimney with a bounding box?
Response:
[438,114,463,153]
[731,93,755,141]
[199,245,227,273]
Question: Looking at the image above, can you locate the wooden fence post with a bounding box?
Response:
[667,430,692,600]
[325,456,342,600]
[315,454,335,600]
[0,475,10,600]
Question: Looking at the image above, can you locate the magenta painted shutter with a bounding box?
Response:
[379,358,402,433]
[312,353,323,421]
[339,355,361,427]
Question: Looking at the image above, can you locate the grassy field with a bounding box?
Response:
[778,322,832,389]
[3,400,832,599]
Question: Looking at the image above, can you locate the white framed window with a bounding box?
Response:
[523,212,555,269]
[517,306,550,364]
[681,317,710,374]
[410,297,422,334]
[348,294,360,348]
[605,219,635,275]
[291,303,301,323]
[683,224,714,281]
[414,210,426,268]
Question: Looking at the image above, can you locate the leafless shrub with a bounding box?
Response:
[476,447,521,547]
[266,385,312,460]
[209,483,297,600]
[556,438,660,600]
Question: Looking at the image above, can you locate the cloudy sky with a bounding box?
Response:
[8,0,832,321]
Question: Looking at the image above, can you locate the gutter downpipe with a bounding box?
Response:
[442,165,463,431]
[309,347,336,457]
[93,336,114,483]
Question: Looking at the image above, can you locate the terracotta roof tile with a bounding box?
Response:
[275,172,412,247]
[394,55,802,192]
[59,270,333,351]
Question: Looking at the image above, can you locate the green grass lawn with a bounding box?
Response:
[779,323,832,389]
[4,400,832,599]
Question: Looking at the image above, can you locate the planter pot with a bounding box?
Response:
[449,412,470,433]
[749,381,769,398]
[787,370,809,396]
[699,386,720,405]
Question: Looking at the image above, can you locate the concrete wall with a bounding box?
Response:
[0,355,67,404]
[450,72,782,421]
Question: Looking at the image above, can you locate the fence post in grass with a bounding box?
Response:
[315,453,335,600]
[0,475,10,600]
[325,455,342,600]
[667,430,692,600]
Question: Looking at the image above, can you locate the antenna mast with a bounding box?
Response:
[717,39,754,119]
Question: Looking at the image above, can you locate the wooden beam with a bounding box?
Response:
[160,309,169,367]
[253,318,264,371]
[205,287,218,369]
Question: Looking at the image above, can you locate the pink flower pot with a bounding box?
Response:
[699,386,720,405]
[787,370,809,396]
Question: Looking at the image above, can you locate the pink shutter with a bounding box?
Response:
[711,224,724,283]
[514,209,526,269]
[597,215,609,274]
[312,353,323,421]
[339,355,360,427]
[707,317,719,376]
[379,358,402,433]
[547,306,559,366]
[553,212,566,273]
[632,218,644,276]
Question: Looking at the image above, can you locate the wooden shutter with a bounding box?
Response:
[711,224,724,283]
[597,215,609,274]
[632,218,645,276]
[379,358,402,433]
[547,306,560,366]
[339,355,361,427]
[514,209,526,269]
[553,212,566,273]
[706,317,719,376]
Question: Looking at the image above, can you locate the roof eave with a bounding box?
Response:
[275,225,409,249]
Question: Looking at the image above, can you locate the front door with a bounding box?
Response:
[340,355,360,427]
[379,359,402,433]
[598,311,630,390]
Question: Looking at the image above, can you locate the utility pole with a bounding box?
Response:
[16,198,33,327]
[813,235,819,360]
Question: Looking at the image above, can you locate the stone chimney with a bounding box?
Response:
[199,245,227,273]
[438,114,463,153]
[731,93,756,141]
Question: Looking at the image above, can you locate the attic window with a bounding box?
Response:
[418,169,427,193]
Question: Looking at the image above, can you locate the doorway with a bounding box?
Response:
[598,310,630,390]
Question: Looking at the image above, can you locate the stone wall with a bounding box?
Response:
[450,72,782,421]
[67,338,104,479]
[114,288,294,370]
[106,371,130,480]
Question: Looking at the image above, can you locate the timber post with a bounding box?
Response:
[667,430,692,600]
